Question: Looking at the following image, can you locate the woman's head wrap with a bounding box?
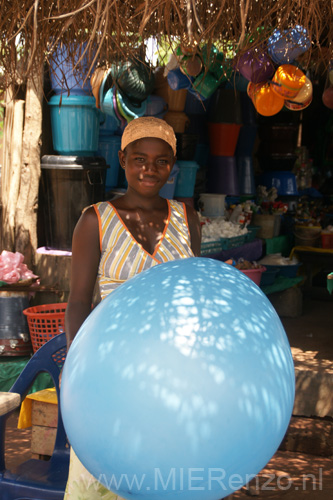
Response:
[121,117,177,155]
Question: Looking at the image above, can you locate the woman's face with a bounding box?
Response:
[119,137,175,197]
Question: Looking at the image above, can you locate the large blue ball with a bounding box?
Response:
[61,258,294,500]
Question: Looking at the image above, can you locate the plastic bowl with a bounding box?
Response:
[264,263,301,278]
[239,266,266,286]
[259,171,298,196]
[260,266,280,286]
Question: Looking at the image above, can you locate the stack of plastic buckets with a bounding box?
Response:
[48,43,100,157]
[235,91,257,196]
[98,114,122,194]
[43,43,108,250]
[207,89,242,196]
[173,161,199,207]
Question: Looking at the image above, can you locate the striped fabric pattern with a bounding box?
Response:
[93,199,194,299]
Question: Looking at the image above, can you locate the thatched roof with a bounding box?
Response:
[0,0,332,91]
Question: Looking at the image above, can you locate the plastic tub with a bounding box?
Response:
[236,156,256,195]
[159,164,179,199]
[97,135,121,190]
[235,125,257,156]
[199,193,226,217]
[49,42,93,95]
[294,226,322,247]
[174,161,199,197]
[260,266,280,286]
[99,111,121,136]
[208,89,242,124]
[49,95,100,155]
[240,267,266,286]
[40,155,108,250]
[207,156,239,195]
[208,123,242,156]
[252,214,281,239]
[260,171,298,196]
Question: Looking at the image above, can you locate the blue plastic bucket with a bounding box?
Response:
[49,43,93,95]
[49,95,100,156]
[174,161,199,197]
[167,68,193,90]
[97,135,122,190]
[99,111,121,136]
[236,156,256,195]
[159,164,179,199]
[235,125,258,156]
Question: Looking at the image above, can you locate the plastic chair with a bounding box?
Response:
[0,332,70,500]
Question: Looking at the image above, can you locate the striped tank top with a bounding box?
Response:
[93,199,194,299]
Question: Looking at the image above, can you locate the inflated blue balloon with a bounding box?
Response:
[61,258,295,500]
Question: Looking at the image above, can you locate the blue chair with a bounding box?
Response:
[0,332,70,499]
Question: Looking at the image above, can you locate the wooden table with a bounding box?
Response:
[0,391,21,416]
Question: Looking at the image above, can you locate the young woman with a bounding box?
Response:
[64,116,201,498]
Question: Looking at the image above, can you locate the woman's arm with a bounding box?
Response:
[186,205,202,257]
[65,206,101,350]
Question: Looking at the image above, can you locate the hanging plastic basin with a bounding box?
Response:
[97,135,122,190]
[174,161,199,197]
[116,90,147,119]
[48,95,100,156]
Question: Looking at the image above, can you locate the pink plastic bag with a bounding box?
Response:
[0,251,38,284]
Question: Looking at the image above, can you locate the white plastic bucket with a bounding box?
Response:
[199,193,226,217]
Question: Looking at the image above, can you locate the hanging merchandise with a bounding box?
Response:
[248,82,284,117]
[322,86,333,110]
[201,44,232,82]
[235,46,275,83]
[116,60,155,105]
[271,64,306,99]
[167,67,194,90]
[284,75,313,111]
[267,25,311,65]
[49,42,95,95]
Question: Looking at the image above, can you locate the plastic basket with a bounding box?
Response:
[220,234,247,249]
[201,234,247,255]
[246,226,261,242]
[201,240,225,255]
[23,303,67,353]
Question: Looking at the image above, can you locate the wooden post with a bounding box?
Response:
[15,66,44,269]
[1,91,25,252]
